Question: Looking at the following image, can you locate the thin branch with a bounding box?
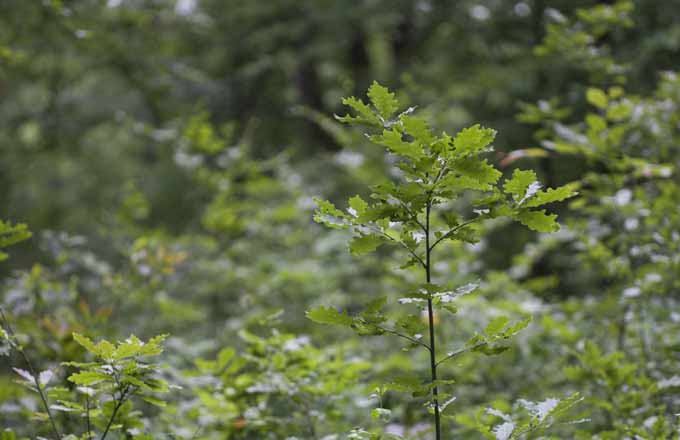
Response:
[374,324,431,351]
[100,385,132,440]
[397,199,427,233]
[0,307,62,440]
[429,218,480,252]
[435,341,488,367]
[368,225,427,269]
[432,161,449,186]
[86,394,93,440]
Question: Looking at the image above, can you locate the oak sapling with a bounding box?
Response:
[308,82,578,439]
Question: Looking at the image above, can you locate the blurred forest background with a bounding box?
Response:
[1,0,679,438]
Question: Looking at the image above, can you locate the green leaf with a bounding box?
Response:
[113,335,145,359]
[371,407,392,423]
[513,210,559,232]
[367,81,399,120]
[606,102,632,120]
[143,378,169,393]
[349,233,383,255]
[401,115,434,146]
[452,124,496,157]
[336,96,381,127]
[586,113,607,132]
[72,333,97,354]
[363,297,387,316]
[445,158,502,191]
[385,375,426,393]
[138,334,167,356]
[313,198,349,229]
[503,169,538,199]
[523,184,579,208]
[485,316,510,336]
[93,340,116,359]
[67,371,110,385]
[371,129,425,161]
[504,317,532,337]
[0,220,31,261]
[140,395,167,407]
[395,314,426,335]
[306,306,353,326]
[50,403,82,413]
[348,195,369,217]
[216,347,236,371]
[586,87,608,109]
[122,375,152,390]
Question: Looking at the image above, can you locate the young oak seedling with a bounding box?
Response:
[307,82,578,439]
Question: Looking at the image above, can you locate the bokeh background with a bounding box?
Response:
[1,0,679,438]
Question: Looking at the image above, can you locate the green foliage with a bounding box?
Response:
[0,220,31,262]
[2,1,680,438]
[310,83,577,438]
[478,392,583,440]
[3,327,170,439]
[315,83,577,262]
[306,305,354,326]
[180,326,369,438]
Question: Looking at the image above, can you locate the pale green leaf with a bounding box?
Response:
[523,184,579,208]
[367,81,399,119]
[586,87,608,109]
[336,97,381,127]
[452,124,496,157]
[349,233,384,255]
[72,333,97,354]
[314,198,349,229]
[513,210,559,232]
[504,169,538,199]
[348,195,369,217]
[306,306,354,326]
[401,115,434,146]
[141,395,167,407]
[68,371,110,385]
[504,317,532,337]
[485,316,509,336]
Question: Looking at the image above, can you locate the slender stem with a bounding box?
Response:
[86,394,93,440]
[100,385,130,440]
[433,160,449,186]
[0,307,62,440]
[425,202,441,440]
